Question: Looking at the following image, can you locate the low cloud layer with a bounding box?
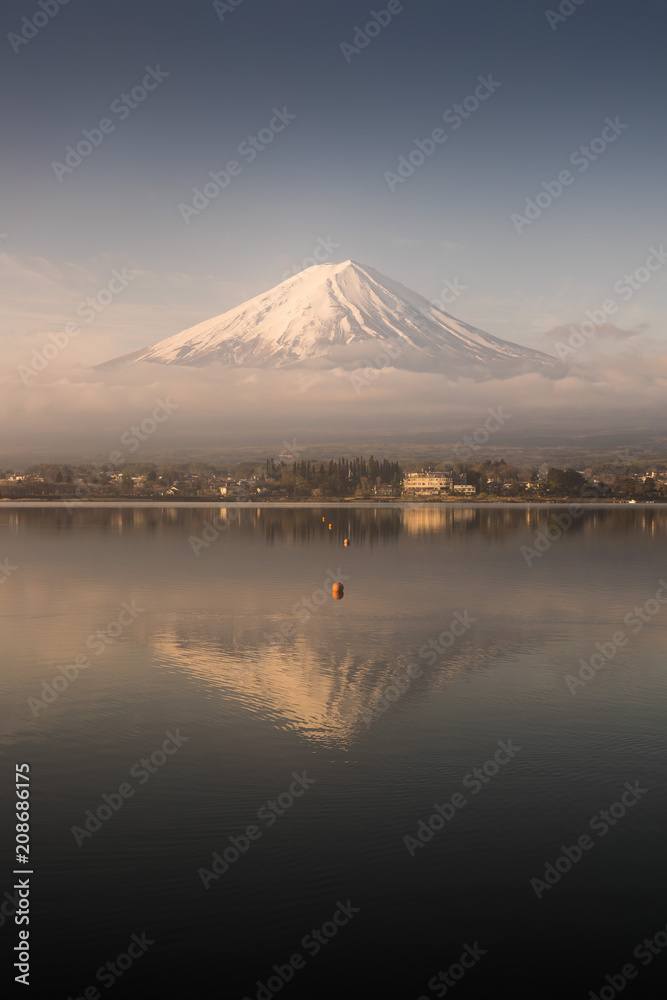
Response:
[2,354,667,464]
[540,321,662,361]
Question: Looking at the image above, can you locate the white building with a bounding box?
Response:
[403,471,453,494]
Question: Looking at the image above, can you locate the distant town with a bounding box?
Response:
[1,455,666,502]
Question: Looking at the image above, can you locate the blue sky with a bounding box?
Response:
[2,0,666,357]
[1,0,666,459]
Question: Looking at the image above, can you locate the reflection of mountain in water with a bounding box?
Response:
[149,616,559,748]
[4,504,661,749]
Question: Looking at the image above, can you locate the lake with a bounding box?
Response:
[1,504,666,997]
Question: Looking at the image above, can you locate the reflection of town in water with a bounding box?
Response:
[3,502,667,544]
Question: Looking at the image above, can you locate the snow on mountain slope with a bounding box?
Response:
[100,260,561,377]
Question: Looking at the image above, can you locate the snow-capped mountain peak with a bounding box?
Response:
[100,260,560,377]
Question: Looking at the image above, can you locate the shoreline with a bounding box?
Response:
[0,500,662,509]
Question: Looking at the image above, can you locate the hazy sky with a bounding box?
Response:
[1,0,666,459]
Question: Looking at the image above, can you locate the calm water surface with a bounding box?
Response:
[1,505,666,996]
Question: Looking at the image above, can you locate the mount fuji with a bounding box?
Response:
[100,260,561,379]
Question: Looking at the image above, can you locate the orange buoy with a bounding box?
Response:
[343,538,349,547]
[328,523,332,529]
[332,581,344,594]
